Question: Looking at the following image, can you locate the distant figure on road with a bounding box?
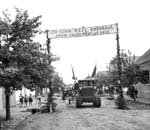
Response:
[134,87,138,98]
[19,93,24,107]
[108,85,114,99]
[24,94,28,107]
[129,85,136,101]
[29,94,33,106]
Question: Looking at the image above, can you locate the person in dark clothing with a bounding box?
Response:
[24,94,28,107]
[19,94,24,107]
[29,94,33,106]
[130,85,136,101]
[134,88,138,98]
[47,92,53,112]
[109,85,114,99]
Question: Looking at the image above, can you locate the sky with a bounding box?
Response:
[0,0,150,84]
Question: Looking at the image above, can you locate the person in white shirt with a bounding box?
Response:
[37,93,41,107]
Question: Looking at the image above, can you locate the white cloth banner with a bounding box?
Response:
[48,24,117,39]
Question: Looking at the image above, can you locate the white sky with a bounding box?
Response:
[0,0,150,84]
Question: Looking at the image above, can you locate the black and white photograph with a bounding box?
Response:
[0,0,150,130]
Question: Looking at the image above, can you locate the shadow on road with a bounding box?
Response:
[66,103,101,109]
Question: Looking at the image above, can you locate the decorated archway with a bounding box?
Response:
[46,23,122,93]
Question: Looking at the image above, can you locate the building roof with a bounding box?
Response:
[136,48,150,65]
[97,71,109,77]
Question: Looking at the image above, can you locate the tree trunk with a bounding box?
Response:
[49,81,54,112]
[5,90,11,120]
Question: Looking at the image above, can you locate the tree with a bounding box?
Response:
[122,63,140,87]
[120,50,142,88]
[52,73,63,93]
[109,50,144,108]
[0,8,56,120]
[109,50,141,87]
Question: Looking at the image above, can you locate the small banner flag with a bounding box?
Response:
[71,65,77,80]
[91,65,97,78]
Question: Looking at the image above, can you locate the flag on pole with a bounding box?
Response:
[91,65,97,78]
[71,65,76,80]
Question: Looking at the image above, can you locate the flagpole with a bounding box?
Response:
[92,65,97,78]
[71,64,76,80]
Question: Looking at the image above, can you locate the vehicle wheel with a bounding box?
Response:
[93,97,101,107]
[76,102,82,108]
[96,101,101,107]
[93,101,96,107]
[76,97,82,108]
[62,96,65,100]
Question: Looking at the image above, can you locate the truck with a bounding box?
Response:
[62,88,73,100]
[74,78,101,108]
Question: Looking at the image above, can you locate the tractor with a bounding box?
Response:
[74,78,101,108]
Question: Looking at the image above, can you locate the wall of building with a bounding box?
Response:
[3,91,16,108]
[140,61,150,84]
[135,82,150,99]
[0,88,16,110]
[10,92,16,107]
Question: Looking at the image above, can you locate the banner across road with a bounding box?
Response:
[47,24,117,39]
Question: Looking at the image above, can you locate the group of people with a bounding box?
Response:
[19,92,57,112]
[19,93,33,107]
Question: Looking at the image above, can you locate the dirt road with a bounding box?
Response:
[15,97,150,130]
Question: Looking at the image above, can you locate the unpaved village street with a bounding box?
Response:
[15,97,150,130]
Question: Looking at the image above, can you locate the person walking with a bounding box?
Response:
[29,94,33,106]
[134,87,138,98]
[130,85,136,101]
[24,94,28,107]
[47,91,53,112]
[37,93,42,107]
[19,94,24,107]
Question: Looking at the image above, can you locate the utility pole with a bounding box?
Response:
[115,23,127,109]
[116,23,122,93]
[46,30,53,95]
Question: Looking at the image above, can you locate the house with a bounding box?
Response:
[96,70,109,78]
[136,48,150,84]
[109,59,118,76]
[135,48,150,98]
